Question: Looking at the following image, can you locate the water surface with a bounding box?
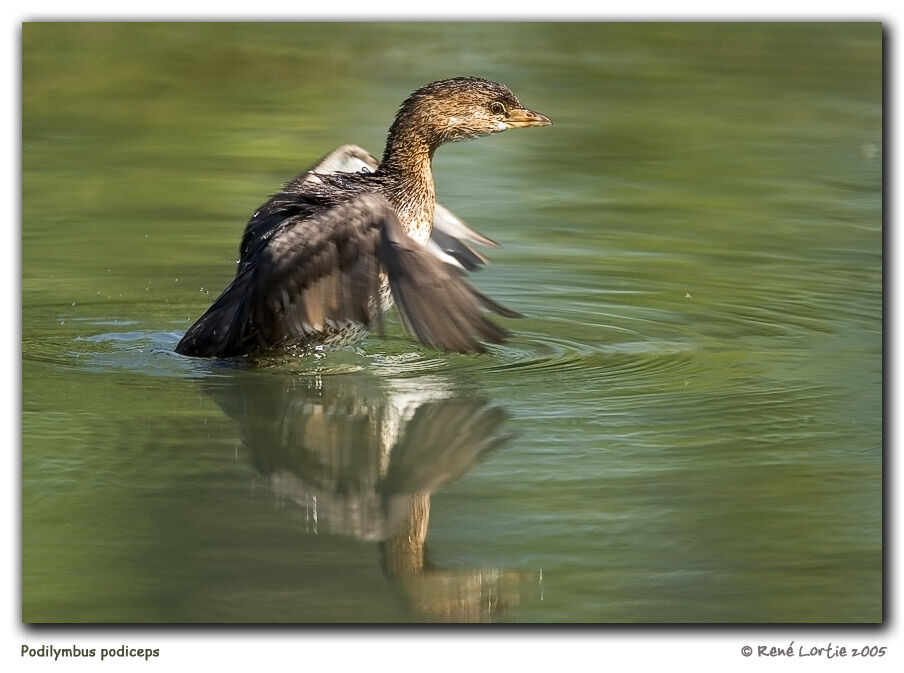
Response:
[22,22,881,622]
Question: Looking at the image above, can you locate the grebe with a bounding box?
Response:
[175,76,550,358]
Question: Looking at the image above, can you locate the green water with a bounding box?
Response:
[22,22,882,623]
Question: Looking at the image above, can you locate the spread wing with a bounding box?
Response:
[427,203,498,271]
[310,144,500,270]
[379,214,520,354]
[306,144,380,176]
[175,194,519,358]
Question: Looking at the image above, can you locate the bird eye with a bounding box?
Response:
[490,102,506,115]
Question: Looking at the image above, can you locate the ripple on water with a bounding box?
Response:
[462,328,704,388]
[26,306,708,393]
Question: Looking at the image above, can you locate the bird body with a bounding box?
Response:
[175,77,550,358]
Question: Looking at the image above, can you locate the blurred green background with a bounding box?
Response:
[22,22,881,622]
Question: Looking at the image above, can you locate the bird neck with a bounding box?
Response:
[379,122,437,245]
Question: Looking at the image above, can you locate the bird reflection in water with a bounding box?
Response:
[205,371,531,622]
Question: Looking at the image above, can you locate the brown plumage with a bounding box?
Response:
[175,76,551,358]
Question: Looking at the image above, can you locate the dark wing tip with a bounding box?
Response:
[174,273,258,358]
[378,221,520,354]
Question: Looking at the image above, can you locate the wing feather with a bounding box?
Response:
[250,198,384,351]
[377,212,520,354]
